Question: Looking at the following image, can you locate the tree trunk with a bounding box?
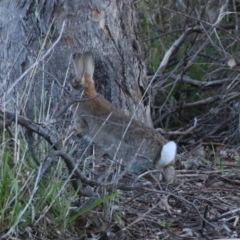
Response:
[0,1,151,125]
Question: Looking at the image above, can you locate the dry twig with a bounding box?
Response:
[157,117,197,135]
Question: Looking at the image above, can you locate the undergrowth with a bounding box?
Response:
[0,130,73,238]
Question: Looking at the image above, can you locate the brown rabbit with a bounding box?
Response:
[70,52,177,183]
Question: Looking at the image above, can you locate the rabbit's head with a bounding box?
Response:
[71,52,96,97]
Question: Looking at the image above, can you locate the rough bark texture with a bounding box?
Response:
[0,1,151,125]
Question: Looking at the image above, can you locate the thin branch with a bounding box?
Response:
[171,92,240,112]
[25,129,41,166]
[166,74,237,88]
[204,115,235,139]
[0,109,57,148]
[54,93,100,119]
[157,26,203,74]
[232,0,239,31]
[0,114,14,129]
[210,207,240,222]
[180,92,240,109]
[157,117,197,135]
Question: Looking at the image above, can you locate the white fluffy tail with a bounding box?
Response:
[156,141,177,169]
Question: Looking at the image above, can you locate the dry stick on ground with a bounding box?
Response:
[40,150,93,197]
[210,207,240,222]
[123,205,157,232]
[157,117,197,135]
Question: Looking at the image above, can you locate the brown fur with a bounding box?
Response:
[83,76,97,97]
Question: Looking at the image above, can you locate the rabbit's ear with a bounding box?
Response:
[72,53,85,87]
[83,52,95,79]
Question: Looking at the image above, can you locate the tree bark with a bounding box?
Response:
[0,0,151,125]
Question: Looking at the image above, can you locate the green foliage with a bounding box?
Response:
[236,158,240,166]
[0,131,117,237]
[161,218,174,229]
[68,191,118,223]
[0,138,65,231]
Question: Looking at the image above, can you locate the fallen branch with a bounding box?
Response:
[180,92,240,110]
[210,207,240,222]
[157,117,197,135]
[166,74,237,88]
[0,109,57,148]
[157,26,203,74]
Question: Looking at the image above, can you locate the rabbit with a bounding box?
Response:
[70,51,177,183]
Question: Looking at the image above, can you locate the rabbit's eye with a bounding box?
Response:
[71,79,79,89]
[76,133,82,138]
[66,84,71,92]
